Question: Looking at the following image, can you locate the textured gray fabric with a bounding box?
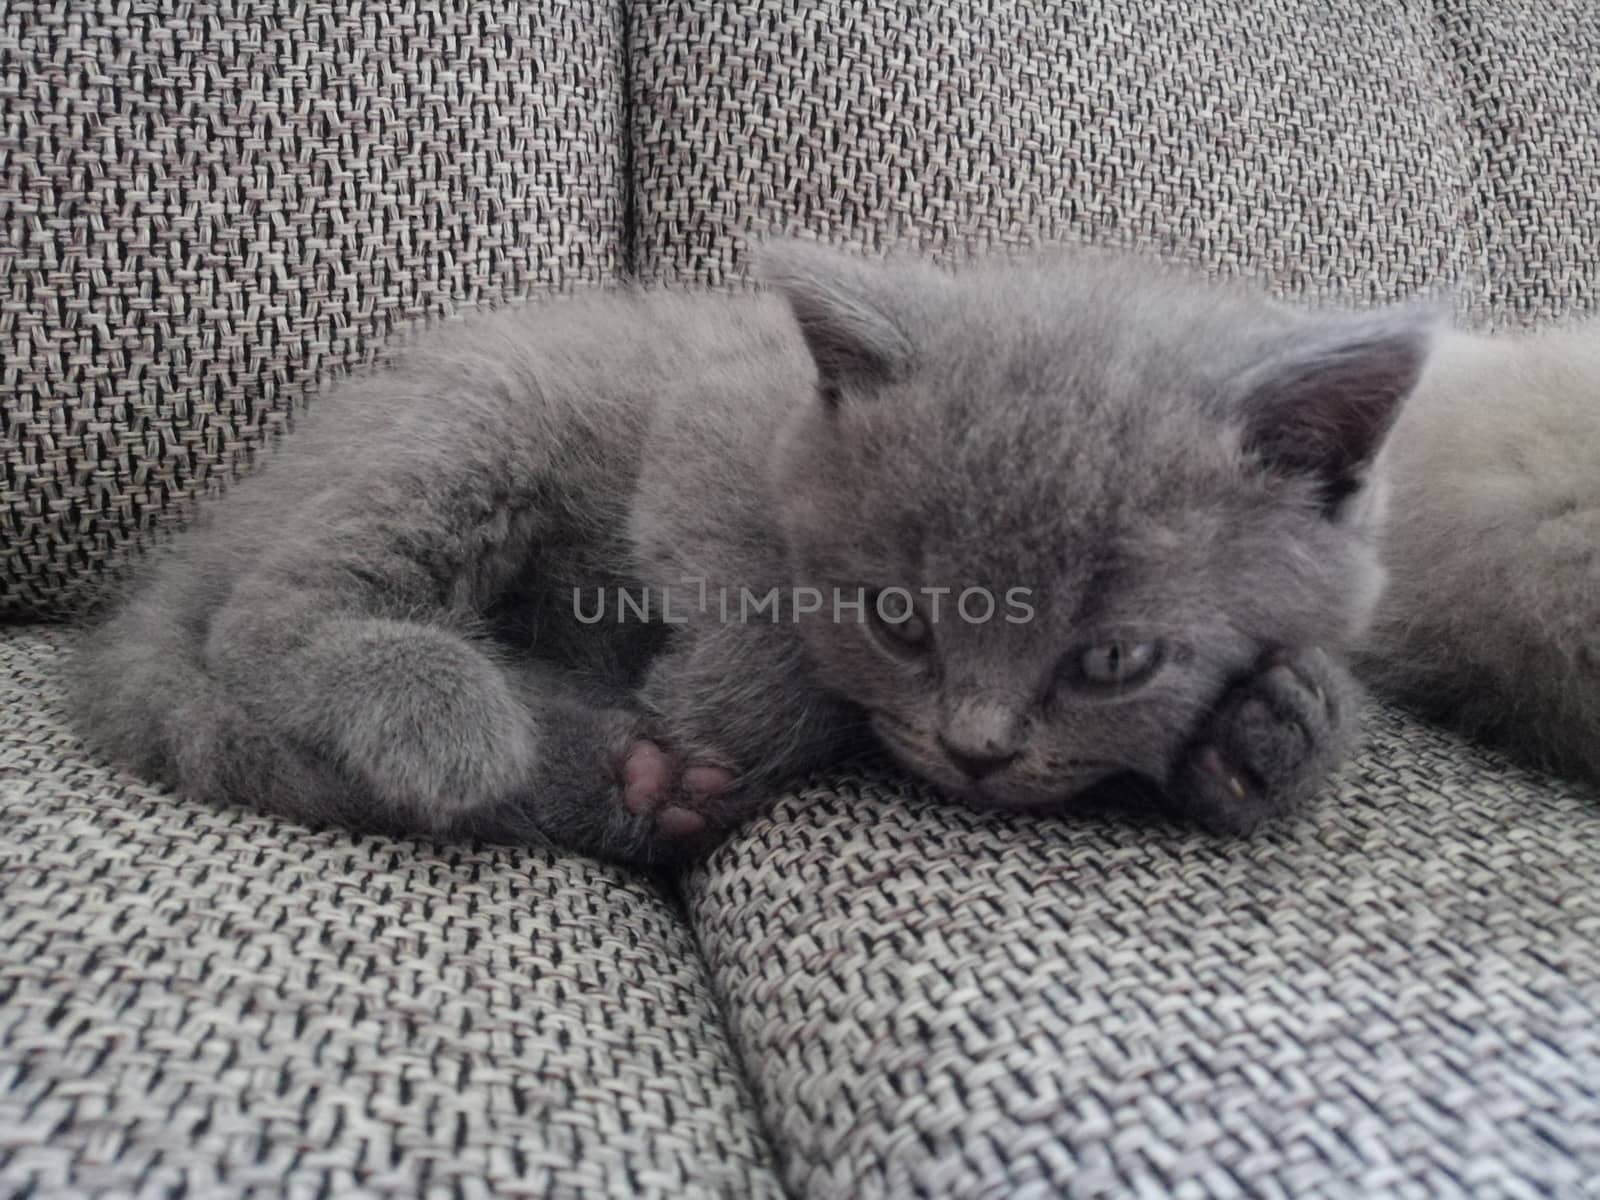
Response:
[1438,0,1600,328]
[688,725,1600,1198]
[8,1,1600,1196]
[629,0,1474,303]
[0,629,785,1199]
[0,1,626,618]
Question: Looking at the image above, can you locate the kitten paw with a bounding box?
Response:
[1173,647,1357,834]
[289,619,538,833]
[619,739,735,840]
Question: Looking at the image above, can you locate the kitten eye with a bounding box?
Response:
[867,591,932,655]
[1064,639,1164,692]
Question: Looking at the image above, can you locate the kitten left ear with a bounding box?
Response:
[1238,306,1438,514]
[756,239,918,404]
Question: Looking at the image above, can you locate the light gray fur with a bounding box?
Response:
[73,242,1440,864]
[1363,325,1600,785]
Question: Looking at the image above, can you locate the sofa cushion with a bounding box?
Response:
[629,0,1474,302]
[0,1,627,618]
[687,717,1600,1197]
[0,629,783,1198]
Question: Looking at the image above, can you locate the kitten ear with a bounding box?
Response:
[756,240,916,403]
[1238,306,1438,513]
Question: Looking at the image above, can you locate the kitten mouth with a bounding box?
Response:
[872,730,982,800]
[873,725,1123,808]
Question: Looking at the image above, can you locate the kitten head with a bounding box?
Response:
[760,239,1434,811]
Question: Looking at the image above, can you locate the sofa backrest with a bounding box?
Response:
[1,1,626,616]
[630,0,1474,301]
[629,0,1600,325]
[4,0,1596,618]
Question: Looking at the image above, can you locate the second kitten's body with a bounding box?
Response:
[1366,326,1600,783]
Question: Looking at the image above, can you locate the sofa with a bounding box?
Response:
[3,2,1598,1196]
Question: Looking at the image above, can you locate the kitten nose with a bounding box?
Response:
[938,734,1021,780]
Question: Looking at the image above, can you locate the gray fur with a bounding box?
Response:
[1363,325,1600,786]
[72,242,1438,864]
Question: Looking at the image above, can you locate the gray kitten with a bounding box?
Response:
[72,242,1434,864]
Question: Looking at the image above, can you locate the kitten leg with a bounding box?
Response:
[1170,647,1362,834]
[206,592,737,862]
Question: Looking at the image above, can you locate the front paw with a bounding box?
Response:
[1172,647,1358,834]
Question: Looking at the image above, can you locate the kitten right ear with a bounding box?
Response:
[756,240,916,404]
[1237,305,1439,514]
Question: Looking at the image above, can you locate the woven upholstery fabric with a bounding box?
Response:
[0,629,784,1199]
[1438,0,1600,328]
[9,0,1600,1196]
[688,722,1600,1199]
[0,1,625,618]
[629,0,1473,301]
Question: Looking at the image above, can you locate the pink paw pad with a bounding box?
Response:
[683,764,735,801]
[622,741,674,815]
[655,805,707,837]
[620,741,732,839]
